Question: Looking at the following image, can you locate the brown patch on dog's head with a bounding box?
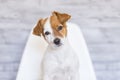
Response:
[52,11,71,24]
[50,11,71,37]
[33,18,47,36]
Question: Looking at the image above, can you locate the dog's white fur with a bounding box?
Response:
[41,17,79,80]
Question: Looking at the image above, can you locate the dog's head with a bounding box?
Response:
[33,11,71,48]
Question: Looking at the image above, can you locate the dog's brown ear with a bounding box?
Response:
[53,11,71,24]
[33,19,44,36]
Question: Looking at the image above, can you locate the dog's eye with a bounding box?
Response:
[45,31,50,35]
[57,26,63,31]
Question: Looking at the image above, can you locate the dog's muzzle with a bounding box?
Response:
[54,38,61,45]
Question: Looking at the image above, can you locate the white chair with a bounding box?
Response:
[16,23,97,80]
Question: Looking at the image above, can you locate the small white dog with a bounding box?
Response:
[33,11,79,80]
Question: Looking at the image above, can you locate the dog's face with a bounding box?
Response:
[33,11,71,48]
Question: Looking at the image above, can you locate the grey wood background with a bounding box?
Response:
[0,0,120,80]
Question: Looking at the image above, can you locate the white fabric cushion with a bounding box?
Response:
[16,23,96,80]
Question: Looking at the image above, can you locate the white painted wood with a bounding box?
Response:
[16,23,96,80]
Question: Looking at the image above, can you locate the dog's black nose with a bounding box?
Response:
[54,38,60,45]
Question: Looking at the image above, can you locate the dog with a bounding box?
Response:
[33,11,79,80]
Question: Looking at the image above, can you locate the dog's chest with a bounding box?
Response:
[51,49,73,64]
[44,45,78,69]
